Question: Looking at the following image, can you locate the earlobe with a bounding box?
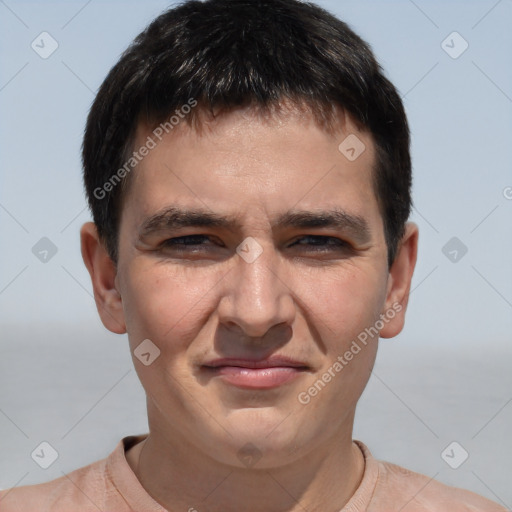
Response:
[80,222,127,334]
[379,222,419,339]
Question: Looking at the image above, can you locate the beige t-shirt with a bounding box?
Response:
[0,434,507,511]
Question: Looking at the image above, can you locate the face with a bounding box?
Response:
[84,106,416,469]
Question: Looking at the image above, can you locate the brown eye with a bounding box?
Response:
[160,235,211,248]
[290,236,349,250]
[157,235,225,256]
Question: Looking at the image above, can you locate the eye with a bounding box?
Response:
[156,234,352,258]
[290,235,351,251]
[158,235,219,251]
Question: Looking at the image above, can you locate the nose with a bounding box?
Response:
[216,243,296,338]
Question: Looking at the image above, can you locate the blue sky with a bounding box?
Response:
[0,0,511,351]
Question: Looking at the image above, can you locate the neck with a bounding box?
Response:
[127,425,365,512]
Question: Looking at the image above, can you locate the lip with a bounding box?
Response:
[202,357,310,389]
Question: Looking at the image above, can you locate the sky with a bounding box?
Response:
[1,0,510,350]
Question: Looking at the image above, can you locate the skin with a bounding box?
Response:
[81,105,418,512]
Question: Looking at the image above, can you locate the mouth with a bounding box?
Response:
[201,357,310,390]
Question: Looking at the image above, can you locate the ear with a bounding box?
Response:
[80,222,126,334]
[379,222,419,339]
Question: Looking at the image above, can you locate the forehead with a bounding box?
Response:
[121,106,382,232]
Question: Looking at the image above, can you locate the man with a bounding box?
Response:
[0,0,506,510]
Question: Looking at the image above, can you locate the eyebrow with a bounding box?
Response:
[138,206,371,243]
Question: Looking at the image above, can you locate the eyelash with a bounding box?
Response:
[158,235,350,252]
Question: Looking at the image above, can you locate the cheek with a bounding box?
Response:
[293,268,385,418]
[297,264,387,343]
[121,262,218,353]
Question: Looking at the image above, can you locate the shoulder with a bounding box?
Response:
[374,458,507,511]
[0,436,132,512]
[0,435,149,512]
[354,441,508,512]
[0,451,115,512]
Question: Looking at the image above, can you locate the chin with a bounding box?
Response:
[209,408,308,466]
